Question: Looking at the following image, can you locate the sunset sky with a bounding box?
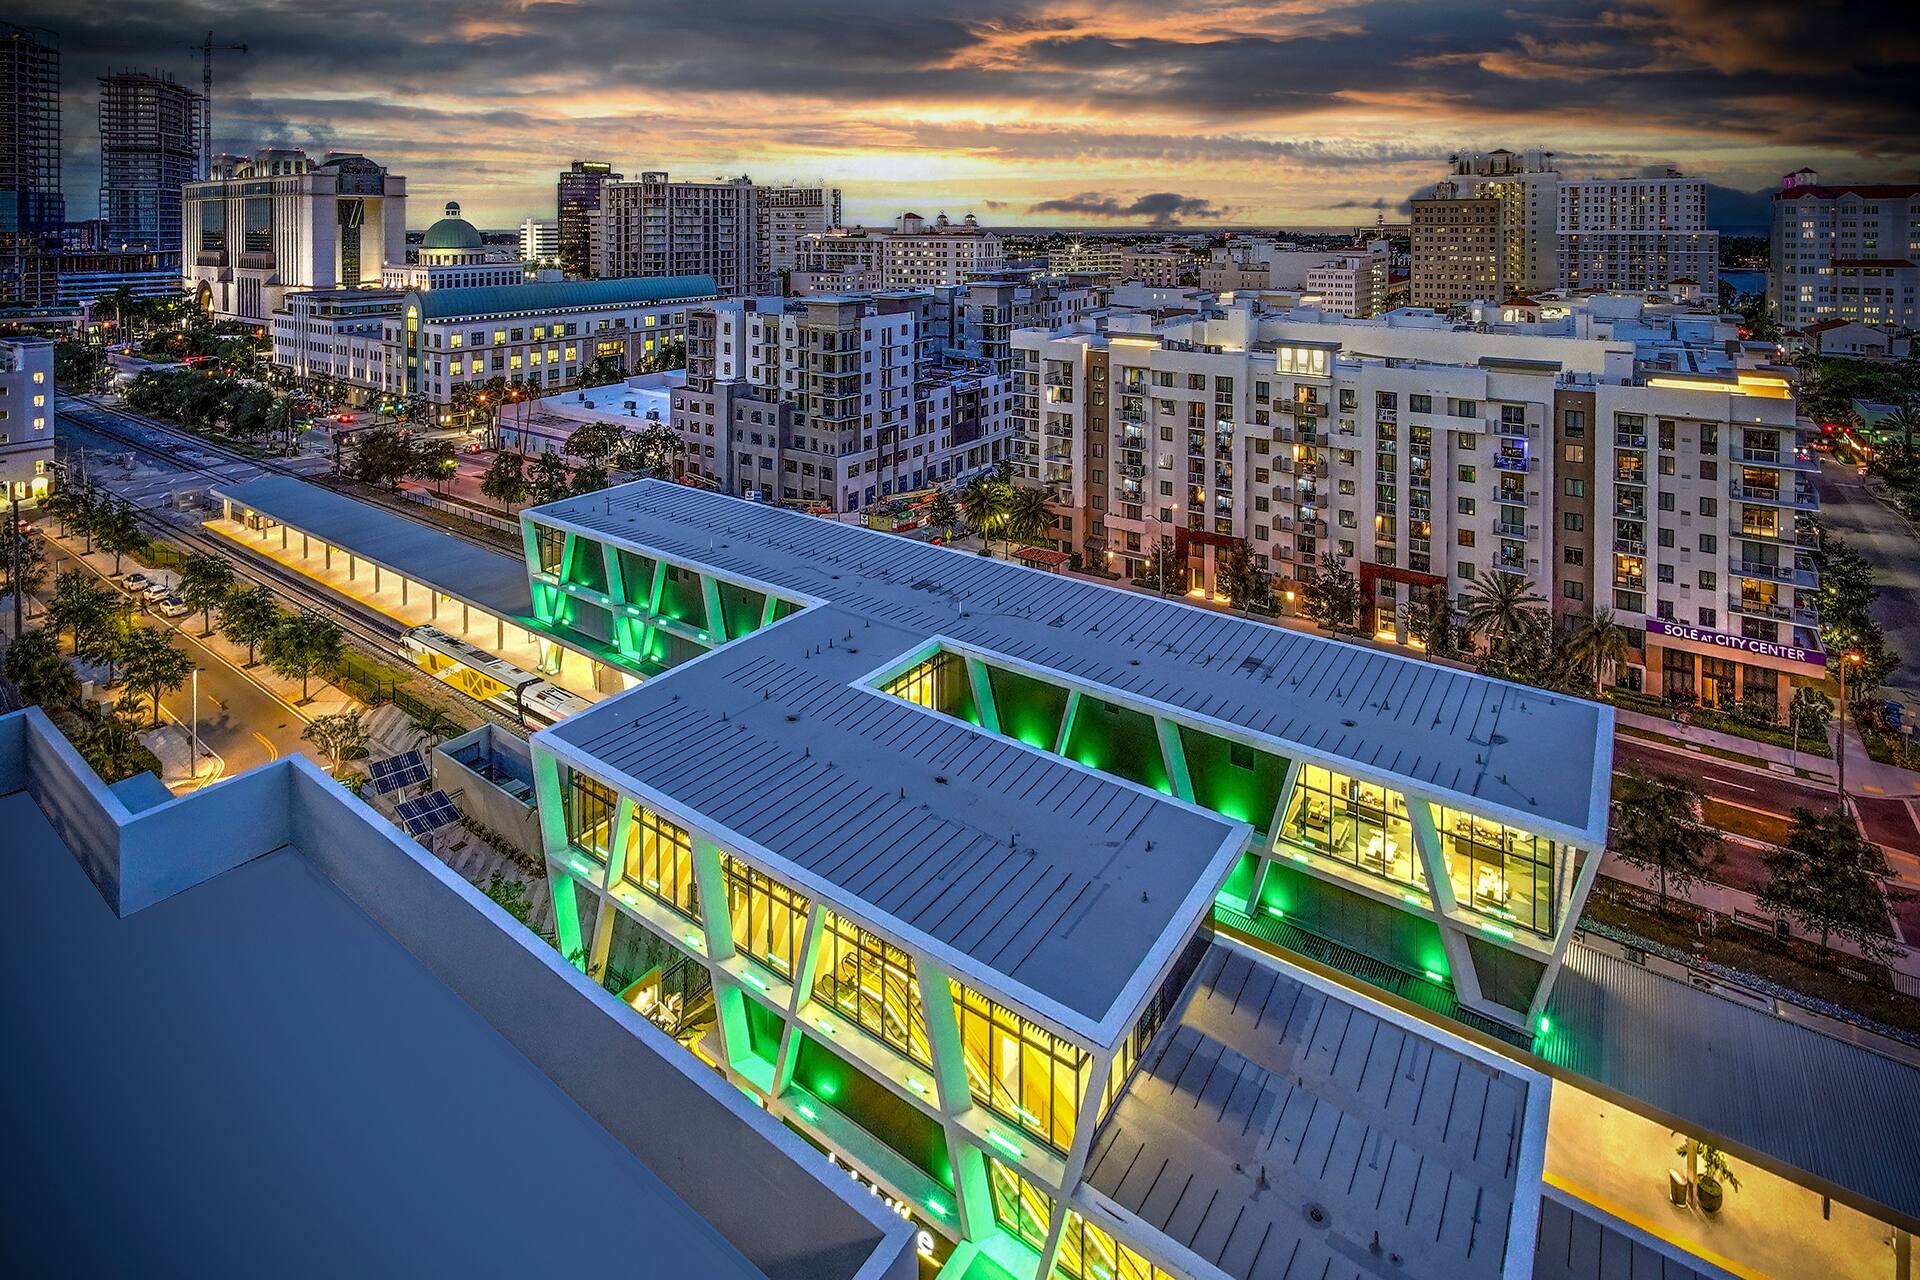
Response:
[26,0,1920,231]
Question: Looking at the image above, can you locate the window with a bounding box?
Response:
[1563,513,1584,531]
[955,983,1088,1152]
[1564,547,1585,565]
[1457,529,1475,546]
[1457,497,1476,515]
[1564,479,1585,497]
[1457,562,1475,579]
[1699,534,1717,553]
[987,1158,1053,1254]
[621,807,699,921]
[1054,1209,1182,1280]
[1659,492,1676,511]
[1659,527,1676,547]
[1564,445,1586,463]
[1429,804,1559,936]
[1458,465,1476,483]
[721,853,809,978]
[1278,764,1420,890]
[1410,394,1432,413]
[564,768,616,858]
[1563,580,1584,600]
[1699,571,1717,590]
[814,914,929,1067]
[1563,409,1586,437]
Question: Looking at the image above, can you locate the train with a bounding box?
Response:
[401,625,592,728]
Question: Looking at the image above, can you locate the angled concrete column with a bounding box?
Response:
[1154,715,1194,802]
[964,656,1001,735]
[920,958,995,1245]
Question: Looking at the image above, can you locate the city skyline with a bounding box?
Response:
[18,0,1918,231]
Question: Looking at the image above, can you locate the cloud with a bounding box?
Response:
[1028,191,1226,224]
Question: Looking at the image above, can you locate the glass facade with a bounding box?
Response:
[620,805,701,922]
[564,768,616,858]
[534,524,564,575]
[1054,1211,1179,1280]
[1277,764,1419,890]
[1429,804,1558,936]
[955,982,1089,1153]
[721,852,809,978]
[987,1156,1054,1254]
[813,914,931,1068]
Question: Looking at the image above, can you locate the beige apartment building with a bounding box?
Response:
[1411,184,1503,309]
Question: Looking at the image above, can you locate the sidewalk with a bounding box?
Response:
[1613,707,1835,780]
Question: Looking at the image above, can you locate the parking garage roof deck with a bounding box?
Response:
[532,480,1612,846]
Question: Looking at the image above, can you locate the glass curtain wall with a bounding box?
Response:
[1276,764,1419,890]
[619,805,701,922]
[1429,804,1557,936]
[812,914,931,1068]
[721,852,810,978]
[954,982,1090,1153]
[564,768,616,858]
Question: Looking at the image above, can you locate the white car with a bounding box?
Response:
[142,580,175,603]
[120,572,152,594]
[156,594,191,619]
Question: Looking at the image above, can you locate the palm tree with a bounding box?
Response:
[76,706,151,784]
[1003,485,1055,553]
[410,706,463,784]
[1462,570,1545,659]
[1565,608,1632,699]
[1885,404,1920,453]
[961,475,1010,554]
[925,491,960,543]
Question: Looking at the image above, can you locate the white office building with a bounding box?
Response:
[594,172,839,295]
[0,336,54,505]
[1770,172,1920,332]
[182,148,407,322]
[792,213,1004,293]
[1558,173,1719,293]
[519,215,559,267]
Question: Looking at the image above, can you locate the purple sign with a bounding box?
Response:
[1645,618,1827,667]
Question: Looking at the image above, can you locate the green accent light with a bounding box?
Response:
[1291,851,1311,864]
[1092,1267,1112,1280]
[1013,1105,1041,1126]
[1401,893,1424,906]
[986,1130,1023,1158]
[816,1079,837,1100]
[741,970,769,992]
[1479,921,1516,941]
[816,1018,836,1034]
[567,857,595,878]
[1423,969,1445,984]
[927,1197,949,1218]
[795,1102,817,1121]
[1537,1016,1552,1035]
[1264,905,1285,918]
[907,1078,928,1095]
[684,931,704,948]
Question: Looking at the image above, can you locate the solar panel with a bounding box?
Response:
[368,750,429,795]
[395,789,460,836]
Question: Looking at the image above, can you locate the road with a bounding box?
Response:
[1812,458,1920,705]
[35,534,318,778]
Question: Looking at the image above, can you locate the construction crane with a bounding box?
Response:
[188,30,248,179]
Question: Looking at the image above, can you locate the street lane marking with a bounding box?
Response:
[253,731,280,761]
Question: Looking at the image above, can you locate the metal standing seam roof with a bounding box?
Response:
[529,480,1613,845]
[1542,944,1920,1228]
[545,598,1248,1042]
[1084,944,1545,1280]
[210,474,534,622]
[410,275,719,319]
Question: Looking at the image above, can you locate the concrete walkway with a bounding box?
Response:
[1614,708,1834,781]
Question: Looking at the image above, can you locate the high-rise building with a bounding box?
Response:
[1769,171,1920,332]
[98,70,202,254]
[1014,294,1821,719]
[556,160,620,279]
[671,291,1015,508]
[1410,182,1502,308]
[1460,149,1561,293]
[182,148,407,321]
[0,23,64,304]
[519,215,558,266]
[1558,172,1719,293]
[0,336,55,505]
[595,172,840,295]
[792,212,1004,293]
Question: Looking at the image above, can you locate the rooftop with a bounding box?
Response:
[1084,943,1547,1280]
[410,274,719,320]
[0,707,916,1280]
[209,474,534,622]
[532,482,1612,847]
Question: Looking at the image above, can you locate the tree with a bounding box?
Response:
[74,705,156,784]
[961,475,1010,551]
[412,439,459,492]
[264,609,343,703]
[1789,686,1832,738]
[480,450,529,513]
[46,570,112,651]
[1610,767,1719,913]
[304,709,370,775]
[218,584,282,666]
[350,426,419,490]
[1131,535,1179,594]
[636,338,686,374]
[1406,583,1463,658]
[75,599,133,685]
[577,353,627,388]
[925,491,960,542]
[3,626,78,708]
[1215,540,1271,615]
[266,395,301,455]
[1003,484,1054,552]
[409,706,463,782]
[620,422,681,478]
[119,625,193,728]
[1565,609,1632,699]
[564,420,626,466]
[527,450,574,503]
[178,552,235,636]
[53,341,108,393]
[570,462,611,495]
[1759,808,1901,966]
[1463,570,1546,660]
[5,532,48,618]
[93,500,149,575]
[1299,551,1361,634]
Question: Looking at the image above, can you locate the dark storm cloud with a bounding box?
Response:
[1029,192,1226,224]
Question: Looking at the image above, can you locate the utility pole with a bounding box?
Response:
[188,30,249,180]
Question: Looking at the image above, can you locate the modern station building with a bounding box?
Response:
[509,478,1612,1276]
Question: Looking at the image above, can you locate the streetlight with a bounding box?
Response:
[190,667,202,784]
[1146,502,1181,599]
[1836,649,1864,799]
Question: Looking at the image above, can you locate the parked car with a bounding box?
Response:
[142,579,175,603]
[156,594,190,619]
[119,572,152,594]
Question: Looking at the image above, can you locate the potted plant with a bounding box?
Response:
[1676,1139,1741,1213]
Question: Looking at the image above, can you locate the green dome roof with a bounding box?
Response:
[422,216,482,250]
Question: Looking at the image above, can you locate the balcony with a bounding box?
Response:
[1375,407,1397,424]
[1493,519,1528,538]
[1729,594,1819,626]
[1498,550,1528,571]
[1738,522,1820,548]
[1493,452,1532,473]
[1739,444,1818,471]
[1119,427,1144,448]
[1614,574,1646,591]
[1614,429,1647,448]
[1286,400,1328,418]
[1731,555,1819,587]
[1614,467,1646,484]
[1613,499,1646,520]
[1612,536,1647,555]
[1730,479,1818,510]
